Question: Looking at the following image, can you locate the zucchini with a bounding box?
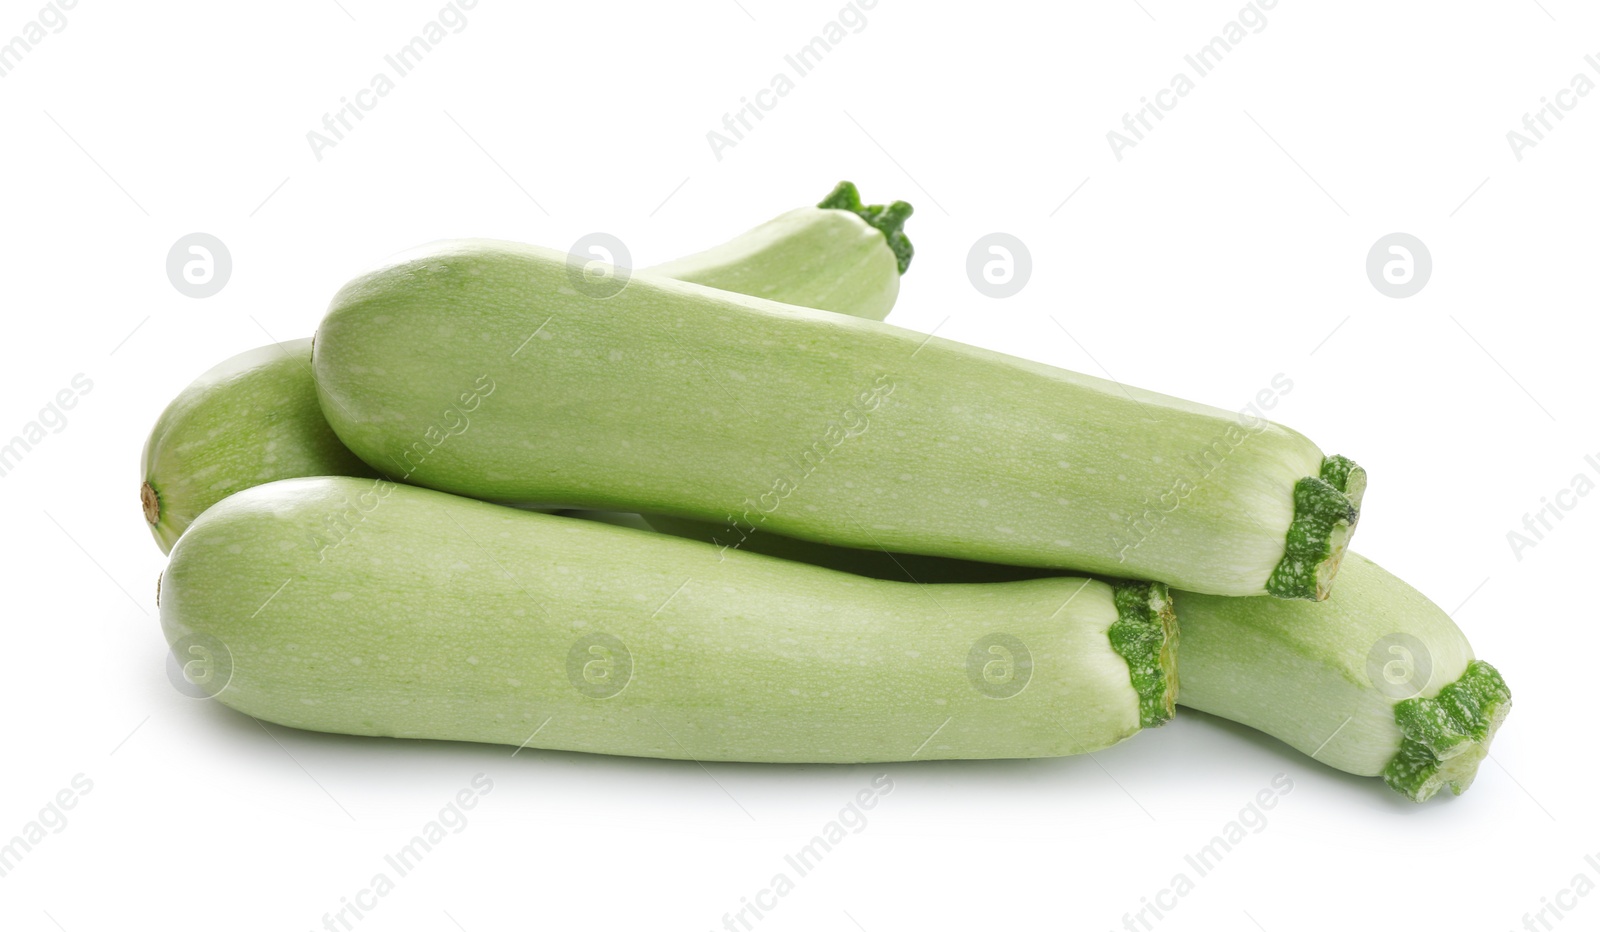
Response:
[650,180,911,319]
[1174,552,1510,802]
[612,515,1510,801]
[141,183,912,552]
[140,339,377,552]
[159,477,1177,761]
[313,243,1363,599]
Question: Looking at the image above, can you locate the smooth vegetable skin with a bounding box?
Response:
[650,180,911,320]
[603,514,1510,800]
[160,477,1177,762]
[1175,553,1510,802]
[140,339,378,552]
[313,242,1363,599]
[140,183,913,552]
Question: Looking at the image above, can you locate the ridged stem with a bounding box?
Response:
[1266,454,1366,600]
[1109,582,1178,728]
[817,180,915,273]
[1382,660,1512,802]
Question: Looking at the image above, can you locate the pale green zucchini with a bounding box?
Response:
[140,339,377,552]
[650,180,911,319]
[140,183,912,552]
[313,242,1364,599]
[596,515,1510,801]
[159,477,1176,762]
[1174,553,1510,802]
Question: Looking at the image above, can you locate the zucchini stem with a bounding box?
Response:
[1383,660,1512,802]
[1266,454,1366,600]
[818,180,915,274]
[141,480,160,526]
[1109,582,1179,728]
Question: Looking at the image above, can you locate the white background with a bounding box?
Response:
[2,1,1595,930]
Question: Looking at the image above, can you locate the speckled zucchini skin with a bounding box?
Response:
[314,240,1360,599]
[160,478,1175,761]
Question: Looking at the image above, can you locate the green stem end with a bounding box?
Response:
[1382,660,1512,802]
[1265,454,1366,601]
[818,181,915,275]
[1109,581,1179,729]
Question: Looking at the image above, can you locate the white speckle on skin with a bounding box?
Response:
[330,591,353,601]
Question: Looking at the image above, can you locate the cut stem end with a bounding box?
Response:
[1109,581,1179,729]
[141,480,160,526]
[818,180,915,274]
[1382,660,1512,802]
[1266,455,1365,601]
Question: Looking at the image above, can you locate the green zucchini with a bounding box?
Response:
[612,514,1511,801]
[313,243,1363,600]
[140,183,912,553]
[159,477,1177,761]
[140,339,378,552]
[1174,553,1510,802]
[650,180,911,319]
